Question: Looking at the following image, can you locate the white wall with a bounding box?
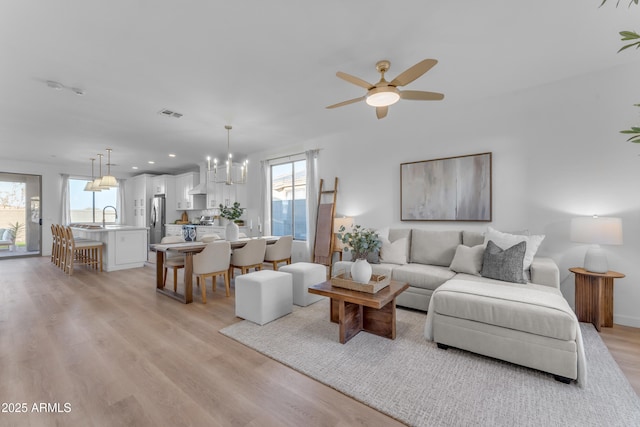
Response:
[248,61,640,327]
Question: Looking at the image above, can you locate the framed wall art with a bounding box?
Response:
[400,152,492,221]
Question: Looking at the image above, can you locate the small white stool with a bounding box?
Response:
[235,270,293,325]
[279,262,327,307]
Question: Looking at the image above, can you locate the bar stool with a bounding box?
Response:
[64,226,103,275]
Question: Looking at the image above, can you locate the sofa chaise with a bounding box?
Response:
[333,227,585,384]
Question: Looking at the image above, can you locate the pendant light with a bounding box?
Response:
[93,153,105,189]
[100,148,118,188]
[83,158,102,192]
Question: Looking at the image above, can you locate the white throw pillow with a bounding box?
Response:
[3,229,12,241]
[449,244,484,276]
[376,227,389,240]
[379,237,408,265]
[483,226,544,272]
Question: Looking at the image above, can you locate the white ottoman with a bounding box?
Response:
[279,262,327,307]
[235,270,293,325]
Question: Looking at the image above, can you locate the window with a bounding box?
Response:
[271,160,306,240]
[68,178,118,223]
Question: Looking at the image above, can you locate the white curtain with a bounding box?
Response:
[260,160,271,236]
[305,149,319,260]
[60,174,71,225]
[116,179,126,225]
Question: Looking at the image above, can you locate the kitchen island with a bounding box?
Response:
[71,225,149,272]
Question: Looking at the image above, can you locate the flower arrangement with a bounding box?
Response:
[337,224,382,260]
[218,202,243,221]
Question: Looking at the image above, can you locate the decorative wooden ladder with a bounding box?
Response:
[312,177,338,277]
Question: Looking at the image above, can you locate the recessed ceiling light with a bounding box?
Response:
[46,80,63,90]
[148,161,155,164]
[158,109,183,118]
[132,166,138,170]
[168,153,176,158]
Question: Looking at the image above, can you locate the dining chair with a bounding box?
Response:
[264,235,293,270]
[160,235,186,291]
[192,241,231,303]
[229,238,267,278]
[200,233,221,243]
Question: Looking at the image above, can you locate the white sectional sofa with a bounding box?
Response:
[334,228,559,311]
[333,228,584,384]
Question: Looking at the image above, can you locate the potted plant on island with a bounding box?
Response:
[337,224,382,284]
[219,202,243,241]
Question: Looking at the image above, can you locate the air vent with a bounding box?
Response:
[158,109,183,118]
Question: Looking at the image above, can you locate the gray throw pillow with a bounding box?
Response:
[480,240,527,284]
[351,251,379,264]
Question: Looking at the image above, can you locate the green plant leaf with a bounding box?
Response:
[618,41,640,52]
[619,31,640,38]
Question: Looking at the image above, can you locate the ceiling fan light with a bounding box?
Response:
[366,87,400,107]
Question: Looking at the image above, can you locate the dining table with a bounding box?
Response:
[151,236,279,304]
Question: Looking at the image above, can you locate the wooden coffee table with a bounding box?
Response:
[308,280,409,344]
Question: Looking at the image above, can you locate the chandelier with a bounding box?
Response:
[208,125,247,185]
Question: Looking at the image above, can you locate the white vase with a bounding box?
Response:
[226,221,239,241]
[351,258,372,284]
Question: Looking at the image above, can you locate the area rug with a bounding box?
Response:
[220,299,640,427]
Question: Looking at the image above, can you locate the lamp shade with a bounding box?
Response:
[570,217,623,245]
[100,175,118,188]
[83,181,101,192]
[333,217,354,233]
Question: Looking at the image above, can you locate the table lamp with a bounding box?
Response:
[570,216,623,273]
[333,217,354,251]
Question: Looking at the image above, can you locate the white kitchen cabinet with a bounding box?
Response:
[165,224,183,237]
[175,172,205,210]
[71,226,148,271]
[206,182,219,209]
[152,174,174,195]
[129,174,155,227]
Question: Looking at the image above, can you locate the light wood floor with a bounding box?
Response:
[0,258,638,426]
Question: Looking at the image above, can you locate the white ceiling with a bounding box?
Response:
[1,1,639,176]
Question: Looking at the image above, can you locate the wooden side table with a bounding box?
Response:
[569,267,625,332]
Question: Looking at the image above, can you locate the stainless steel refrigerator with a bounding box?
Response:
[150,194,166,245]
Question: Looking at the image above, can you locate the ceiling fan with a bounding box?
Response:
[326,59,444,119]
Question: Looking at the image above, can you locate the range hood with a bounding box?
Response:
[187,163,208,195]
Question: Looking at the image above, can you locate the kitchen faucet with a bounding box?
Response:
[103,205,118,228]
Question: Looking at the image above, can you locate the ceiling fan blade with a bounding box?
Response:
[326,96,365,109]
[376,106,388,119]
[336,71,374,89]
[390,59,438,87]
[400,90,444,101]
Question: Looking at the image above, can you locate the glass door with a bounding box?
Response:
[0,172,42,259]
